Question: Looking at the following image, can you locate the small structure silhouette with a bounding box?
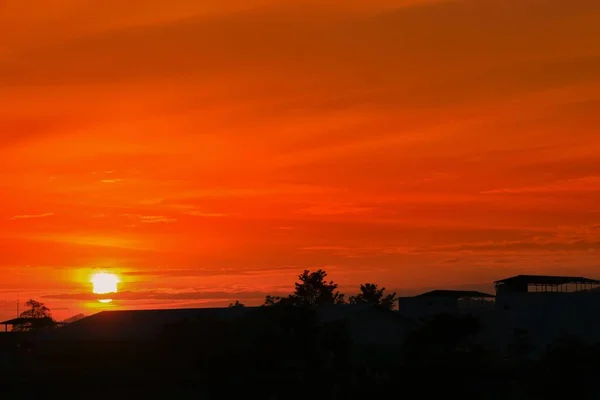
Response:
[494,274,600,294]
[0,317,59,332]
[398,289,495,320]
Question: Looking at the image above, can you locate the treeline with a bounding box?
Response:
[236,269,398,309]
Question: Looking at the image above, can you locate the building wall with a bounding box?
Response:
[477,292,600,358]
[399,290,600,359]
[398,296,459,320]
[398,296,494,320]
[496,292,600,342]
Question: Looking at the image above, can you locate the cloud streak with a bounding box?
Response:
[6,212,54,220]
[123,214,177,224]
[482,176,600,195]
[43,289,277,302]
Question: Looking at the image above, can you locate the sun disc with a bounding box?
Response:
[91,273,120,303]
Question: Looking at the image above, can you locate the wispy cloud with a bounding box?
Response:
[186,210,229,218]
[121,265,301,278]
[300,245,383,258]
[123,214,177,224]
[440,258,462,264]
[43,289,279,302]
[481,176,600,194]
[298,203,373,216]
[139,215,177,223]
[405,238,600,255]
[6,212,54,220]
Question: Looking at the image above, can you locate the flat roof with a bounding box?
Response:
[416,290,495,299]
[40,305,416,342]
[0,317,62,326]
[0,317,37,325]
[39,307,259,341]
[494,275,600,286]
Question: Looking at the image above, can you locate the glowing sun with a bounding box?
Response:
[91,273,120,303]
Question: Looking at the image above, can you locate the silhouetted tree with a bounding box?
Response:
[13,299,56,331]
[63,313,86,323]
[293,270,345,306]
[264,269,345,307]
[228,300,245,308]
[20,299,52,319]
[264,294,286,306]
[349,283,397,309]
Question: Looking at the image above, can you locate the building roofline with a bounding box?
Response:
[494,274,600,286]
[414,290,495,299]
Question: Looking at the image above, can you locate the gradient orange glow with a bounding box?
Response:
[1,0,600,320]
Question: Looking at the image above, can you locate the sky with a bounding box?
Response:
[1,0,600,320]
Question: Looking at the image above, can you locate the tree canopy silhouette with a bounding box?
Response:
[349,283,397,309]
[14,299,56,331]
[20,299,52,319]
[264,269,345,307]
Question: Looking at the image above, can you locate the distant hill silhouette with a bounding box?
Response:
[396,282,495,297]
[61,313,86,324]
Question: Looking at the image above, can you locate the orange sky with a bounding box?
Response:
[1,0,600,320]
